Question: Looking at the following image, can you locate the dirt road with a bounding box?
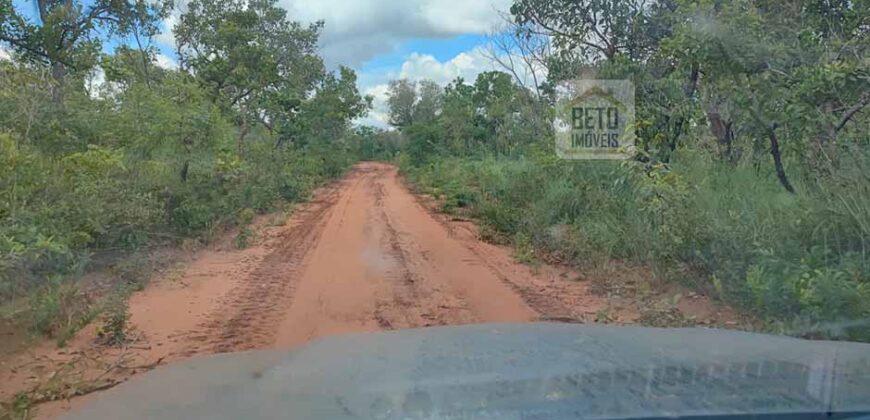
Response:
[4,162,616,417]
[126,162,612,359]
[135,162,569,357]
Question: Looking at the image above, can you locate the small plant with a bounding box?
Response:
[477,223,506,245]
[96,291,130,346]
[235,227,253,249]
[638,305,694,328]
[237,208,256,225]
[595,307,616,323]
[513,232,538,266]
[27,279,98,347]
[1,392,34,419]
[111,255,151,292]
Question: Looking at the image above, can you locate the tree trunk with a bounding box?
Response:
[50,61,67,103]
[180,160,190,183]
[766,124,795,194]
[708,108,734,163]
[38,0,75,104]
[238,103,248,158]
[181,133,192,182]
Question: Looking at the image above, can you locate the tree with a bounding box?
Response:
[413,80,443,123]
[0,0,170,100]
[288,66,372,145]
[440,77,484,153]
[386,78,445,128]
[174,0,324,154]
[100,46,171,89]
[509,0,869,192]
[473,71,518,153]
[510,0,662,62]
[484,15,551,96]
[659,0,870,191]
[386,79,417,128]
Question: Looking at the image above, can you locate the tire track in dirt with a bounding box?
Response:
[399,175,612,324]
[178,179,344,354]
[419,200,610,324]
[270,163,538,348]
[370,178,476,330]
[126,162,544,355]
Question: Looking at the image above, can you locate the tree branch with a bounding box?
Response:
[835,90,870,132]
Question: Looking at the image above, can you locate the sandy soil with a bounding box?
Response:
[149,161,551,357]
[3,162,621,418]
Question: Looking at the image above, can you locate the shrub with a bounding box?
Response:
[405,150,870,340]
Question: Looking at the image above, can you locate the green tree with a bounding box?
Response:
[413,80,443,123]
[0,0,169,99]
[174,0,324,154]
[473,71,520,154]
[387,79,418,128]
[510,0,663,62]
[289,66,372,145]
[440,77,484,153]
[386,78,444,128]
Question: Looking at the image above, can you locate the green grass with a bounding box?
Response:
[403,150,870,341]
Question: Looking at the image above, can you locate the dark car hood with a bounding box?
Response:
[62,323,870,419]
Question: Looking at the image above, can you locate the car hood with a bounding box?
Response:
[61,323,870,419]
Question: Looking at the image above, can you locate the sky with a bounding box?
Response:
[6,0,522,127]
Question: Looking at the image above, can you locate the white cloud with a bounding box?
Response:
[0,46,10,61]
[279,0,512,67]
[155,13,180,48]
[153,0,512,67]
[360,84,392,128]
[154,0,190,49]
[154,53,178,69]
[86,67,107,98]
[153,0,521,68]
[148,1,535,129]
[399,48,497,85]
[419,1,509,34]
[355,43,549,128]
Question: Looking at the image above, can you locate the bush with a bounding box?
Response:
[406,150,870,340]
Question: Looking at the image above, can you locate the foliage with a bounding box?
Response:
[96,290,129,346]
[0,0,170,95]
[174,0,334,154]
[0,0,369,343]
[405,150,870,340]
[386,72,551,159]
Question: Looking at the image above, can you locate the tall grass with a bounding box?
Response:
[403,148,870,340]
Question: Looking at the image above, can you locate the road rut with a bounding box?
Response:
[131,162,554,359]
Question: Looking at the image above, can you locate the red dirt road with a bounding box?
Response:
[5,162,616,418]
[125,162,609,358]
[136,162,555,359]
